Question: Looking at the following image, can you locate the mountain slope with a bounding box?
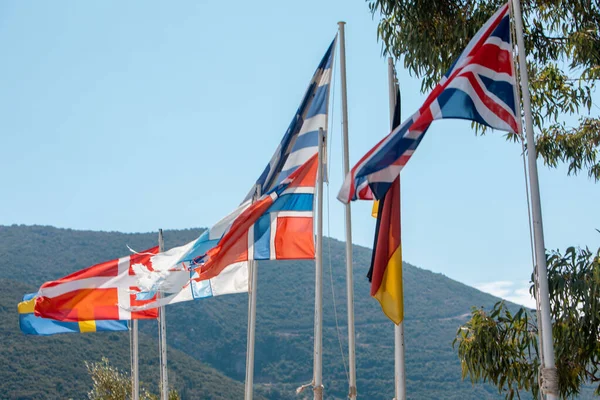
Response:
[0,225,556,399]
[0,278,265,400]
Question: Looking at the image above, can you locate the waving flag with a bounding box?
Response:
[130,40,336,308]
[34,248,159,321]
[368,85,404,324]
[131,154,320,310]
[338,3,517,203]
[369,177,403,324]
[194,155,318,281]
[251,39,336,195]
[19,293,128,335]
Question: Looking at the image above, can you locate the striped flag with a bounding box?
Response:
[369,177,403,324]
[251,39,336,195]
[338,3,517,203]
[371,86,402,218]
[369,84,404,324]
[34,248,159,321]
[192,154,319,283]
[130,40,336,307]
[19,293,128,335]
[131,154,320,310]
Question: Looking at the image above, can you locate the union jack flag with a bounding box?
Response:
[338,3,518,203]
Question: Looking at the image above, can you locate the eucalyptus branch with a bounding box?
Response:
[367,0,600,180]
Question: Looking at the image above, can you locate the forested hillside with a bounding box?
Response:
[0,225,566,399]
[0,278,265,399]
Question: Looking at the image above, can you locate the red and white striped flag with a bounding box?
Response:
[35,247,159,321]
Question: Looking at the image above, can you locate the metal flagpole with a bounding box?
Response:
[388,57,406,400]
[337,20,358,400]
[510,1,557,398]
[313,128,325,400]
[158,229,169,400]
[394,318,406,400]
[131,320,140,400]
[245,185,261,400]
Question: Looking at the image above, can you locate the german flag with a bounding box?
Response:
[368,84,403,324]
[368,176,403,324]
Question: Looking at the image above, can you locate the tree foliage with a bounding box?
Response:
[454,304,540,400]
[454,246,600,398]
[86,357,180,400]
[367,0,600,180]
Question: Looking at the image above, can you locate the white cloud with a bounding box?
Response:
[475,280,537,309]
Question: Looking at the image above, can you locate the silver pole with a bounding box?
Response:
[394,324,406,400]
[132,319,140,400]
[158,229,169,400]
[337,20,358,400]
[388,57,406,400]
[510,1,557,398]
[313,128,325,400]
[245,185,262,400]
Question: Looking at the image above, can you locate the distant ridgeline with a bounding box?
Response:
[1,225,590,399]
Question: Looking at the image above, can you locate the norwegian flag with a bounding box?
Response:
[34,248,159,321]
[338,3,518,203]
[192,153,319,283]
[127,154,320,311]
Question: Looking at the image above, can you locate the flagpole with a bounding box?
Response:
[394,324,406,400]
[131,320,140,400]
[337,20,358,400]
[245,185,261,400]
[313,128,325,400]
[158,229,169,400]
[510,1,557,398]
[388,57,407,400]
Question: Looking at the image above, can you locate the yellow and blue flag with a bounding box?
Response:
[18,293,128,336]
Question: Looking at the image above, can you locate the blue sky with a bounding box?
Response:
[1,1,598,306]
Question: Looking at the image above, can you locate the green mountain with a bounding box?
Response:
[0,225,560,399]
[1,278,264,400]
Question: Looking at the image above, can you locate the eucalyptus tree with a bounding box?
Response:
[454,247,600,398]
[366,1,600,397]
[368,0,600,179]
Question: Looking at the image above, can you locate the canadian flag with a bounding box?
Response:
[35,247,159,321]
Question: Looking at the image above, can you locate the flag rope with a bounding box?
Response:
[326,187,350,384]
